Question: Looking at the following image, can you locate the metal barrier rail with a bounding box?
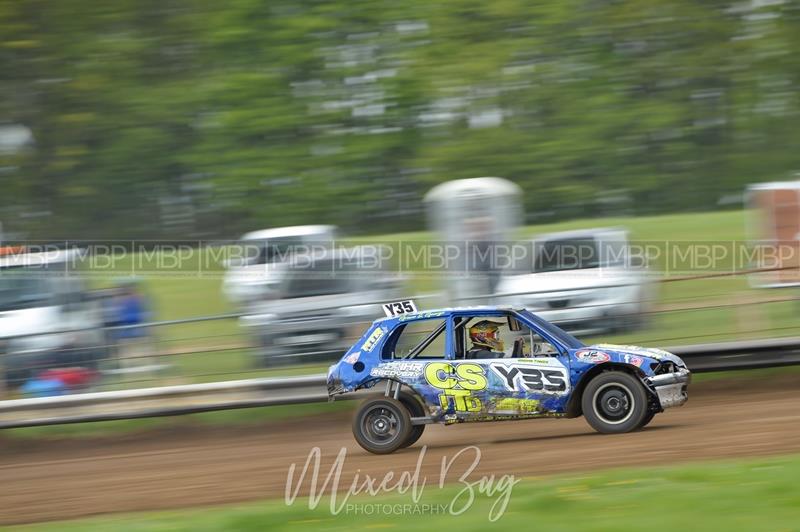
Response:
[670,337,800,372]
[1,337,799,429]
[0,374,333,429]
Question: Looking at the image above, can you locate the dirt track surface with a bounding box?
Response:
[2,375,800,525]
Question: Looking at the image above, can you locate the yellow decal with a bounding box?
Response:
[362,327,385,352]
[439,389,482,412]
[457,364,487,390]
[493,398,541,414]
[424,362,487,413]
[424,362,457,389]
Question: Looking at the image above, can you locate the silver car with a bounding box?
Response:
[240,246,402,366]
[494,228,654,336]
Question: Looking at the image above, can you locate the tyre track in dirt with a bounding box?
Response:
[1,375,799,525]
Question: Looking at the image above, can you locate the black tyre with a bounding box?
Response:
[352,397,412,454]
[397,392,426,449]
[638,410,656,430]
[582,371,648,434]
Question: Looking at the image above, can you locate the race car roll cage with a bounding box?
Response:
[386,309,581,362]
[374,308,588,425]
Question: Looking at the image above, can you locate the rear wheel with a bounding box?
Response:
[352,397,412,454]
[582,371,648,434]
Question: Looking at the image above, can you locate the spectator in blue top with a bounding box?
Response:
[114,280,152,368]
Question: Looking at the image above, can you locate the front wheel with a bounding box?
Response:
[637,410,656,430]
[582,371,648,434]
[352,397,412,454]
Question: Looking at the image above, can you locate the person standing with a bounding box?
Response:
[114,280,152,368]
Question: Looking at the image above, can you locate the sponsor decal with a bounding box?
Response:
[369,362,425,380]
[343,351,361,364]
[489,362,569,394]
[399,310,446,321]
[575,349,611,364]
[516,358,554,365]
[491,397,541,414]
[465,411,566,423]
[594,343,672,360]
[425,362,487,413]
[624,354,644,367]
[362,327,386,352]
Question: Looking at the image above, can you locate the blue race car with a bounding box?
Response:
[327,301,690,454]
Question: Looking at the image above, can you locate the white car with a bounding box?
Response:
[0,248,106,385]
[494,228,654,336]
[222,225,337,306]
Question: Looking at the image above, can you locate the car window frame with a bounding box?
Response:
[449,311,569,359]
[382,317,448,360]
[452,313,544,360]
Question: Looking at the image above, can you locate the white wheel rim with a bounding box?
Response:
[592,382,635,425]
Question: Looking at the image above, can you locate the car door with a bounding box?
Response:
[447,313,571,419]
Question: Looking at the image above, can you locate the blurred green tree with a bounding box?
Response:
[1,0,798,237]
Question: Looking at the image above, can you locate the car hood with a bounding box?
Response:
[588,343,686,367]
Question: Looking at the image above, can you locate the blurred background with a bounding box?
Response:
[2,0,799,238]
[1,0,800,394]
[4,2,800,530]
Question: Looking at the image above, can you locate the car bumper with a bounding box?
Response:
[646,368,691,409]
[326,365,346,397]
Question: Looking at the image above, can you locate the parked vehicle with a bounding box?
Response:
[222,225,337,306]
[0,248,106,387]
[327,302,690,454]
[493,228,653,336]
[240,246,402,366]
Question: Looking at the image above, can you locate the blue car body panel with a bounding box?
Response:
[327,307,687,423]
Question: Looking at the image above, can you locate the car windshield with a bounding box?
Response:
[0,274,52,311]
[282,259,352,298]
[521,310,584,349]
[534,237,601,273]
[254,237,303,265]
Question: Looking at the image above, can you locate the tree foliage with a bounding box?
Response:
[1,0,799,238]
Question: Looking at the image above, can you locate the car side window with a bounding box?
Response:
[527,332,559,357]
[454,314,559,359]
[382,318,447,360]
[455,314,513,359]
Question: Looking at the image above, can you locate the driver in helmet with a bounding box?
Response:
[466,320,507,359]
